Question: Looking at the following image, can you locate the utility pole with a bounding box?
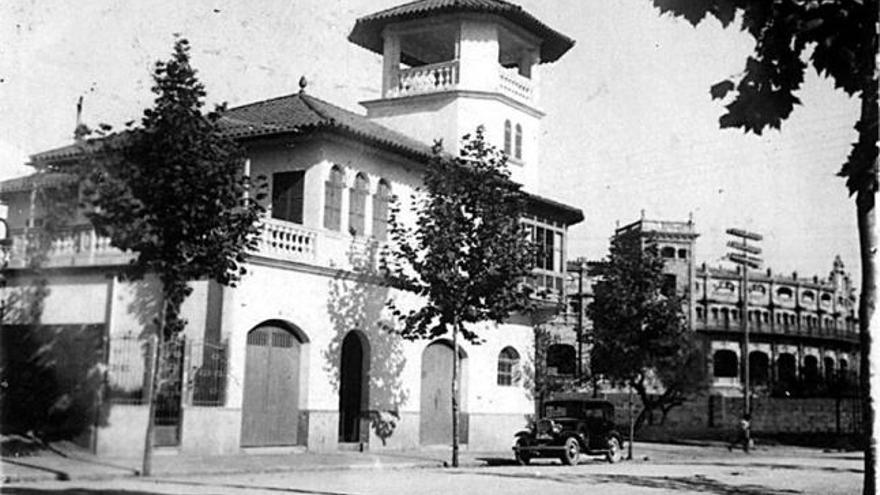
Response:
[726,228,763,453]
[576,261,586,380]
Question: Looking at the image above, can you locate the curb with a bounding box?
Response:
[2,457,450,484]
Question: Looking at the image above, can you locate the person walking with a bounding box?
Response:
[728,413,751,452]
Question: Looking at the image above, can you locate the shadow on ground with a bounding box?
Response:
[456,470,798,495]
[590,474,799,495]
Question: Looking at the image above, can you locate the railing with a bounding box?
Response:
[257,217,318,263]
[392,60,459,97]
[8,226,128,268]
[498,67,534,103]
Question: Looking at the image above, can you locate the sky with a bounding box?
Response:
[0,0,862,285]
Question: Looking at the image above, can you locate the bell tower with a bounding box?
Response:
[349,1,574,191]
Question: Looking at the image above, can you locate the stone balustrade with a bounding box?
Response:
[392,60,459,97]
[498,67,533,103]
[256,218,318,263]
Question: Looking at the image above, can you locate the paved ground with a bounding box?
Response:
[1,443,863,494]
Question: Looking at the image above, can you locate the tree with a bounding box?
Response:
[383,127,535,467]
[648,2,877,491]
[74,38,264,475]
[588,234,705,431]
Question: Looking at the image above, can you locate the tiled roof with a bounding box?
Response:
[218,92,434,158]
[23,91,582,225]
[30,92,434,163]
[349,0,574,63]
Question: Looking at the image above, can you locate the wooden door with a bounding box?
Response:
[241,326,300,447]
[420,342,466,446]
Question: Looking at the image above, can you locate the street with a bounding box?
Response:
[1,444,862,495]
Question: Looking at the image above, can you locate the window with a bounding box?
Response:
[677,248,688,259]
[546,344,576,375]
[713,350,738,378]
[514,123,523,159]
[497,347,520,386]
[324,165,344,231]
[503,120,512,155]
[271,171,305,224]
[349,173,369,236]
[661,246,675,258]
[372,179,391,241]
[661,274,677,297]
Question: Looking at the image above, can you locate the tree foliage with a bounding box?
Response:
[588,234,705,428]
[653,0,877,196]
[383,127,535,343]
[650,2,877,491]
[76,38,265,337]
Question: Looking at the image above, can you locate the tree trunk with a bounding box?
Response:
[141,299,167,477]
[858,71,878,495]
[859,185,877,495]
[451,318,460,468]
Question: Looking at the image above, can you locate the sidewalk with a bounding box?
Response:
[1,445,502,484]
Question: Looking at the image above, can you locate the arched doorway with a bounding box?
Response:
[241,322,306,447]
[420,340,468,446]
[339,331,370,444]
[713,350,738,378]
[803,355,819,392]
[777,353,797,394]
[749,351,770,385]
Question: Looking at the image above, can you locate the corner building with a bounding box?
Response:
[0,1,582,456]
[604,218,860,398]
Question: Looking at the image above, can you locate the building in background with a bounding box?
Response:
[566,216,860,399]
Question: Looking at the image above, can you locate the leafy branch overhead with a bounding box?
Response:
[653,0,878,195]
[383,127,536,344]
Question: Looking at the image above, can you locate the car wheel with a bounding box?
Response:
[514,439,531,465]
[606,436,622,463]
[560,437,580,466]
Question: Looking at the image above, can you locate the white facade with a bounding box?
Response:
[1,0,580,457]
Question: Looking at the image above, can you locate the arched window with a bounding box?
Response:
[324,165,344,231]
[497,347,520,386]
[713,350,738,378]
[372,179,391,241]
[349,173,369,236]
[514,123,523,159]
[503,120,512,155]
[546,344,576,376]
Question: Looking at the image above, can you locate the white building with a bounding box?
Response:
[0,0,582,457]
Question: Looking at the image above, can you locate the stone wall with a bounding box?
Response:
[603,393,862,441]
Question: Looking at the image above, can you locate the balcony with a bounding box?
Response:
[390,60,459,98]
[385,60,535,105]
[7,226,132,268]
[5,219,379,274]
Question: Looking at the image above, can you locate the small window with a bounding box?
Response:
[661,274,676,297]
[677,248,688,259]
[514,123,523,159]
[324,166,344,231]
[372,179,391,241]
[503,120,512,155]
[777,287,793,300]
[661,246,676,258]
[271,171,305,224]
[497,347,520,386]
[349,173,369,236]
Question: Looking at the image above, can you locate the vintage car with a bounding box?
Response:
[513,397,624,465]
